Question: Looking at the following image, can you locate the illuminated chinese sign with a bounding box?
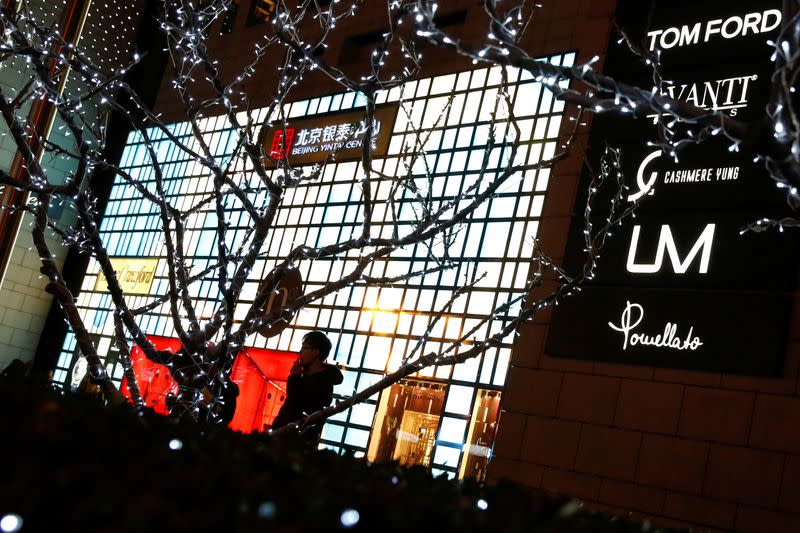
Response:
[546,0,800,376]
[263,104,398,167]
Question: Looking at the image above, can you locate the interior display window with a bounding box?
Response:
[120,335,183,415]
[228,347,296,433]
[118,336,296,430]
[367,379,447,468]
[458,389,501,481]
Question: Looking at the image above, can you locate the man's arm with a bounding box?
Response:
[285,359,303,397]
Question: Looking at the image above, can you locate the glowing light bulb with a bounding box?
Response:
[340,509,360,528]
[0,515,22,533]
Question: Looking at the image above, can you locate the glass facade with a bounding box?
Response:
[54,53,574,478]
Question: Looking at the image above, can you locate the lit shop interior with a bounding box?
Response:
[53,55,573,479]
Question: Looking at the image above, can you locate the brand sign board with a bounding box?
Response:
[256,266,304,339]
[545,0,800,375]
[95,257,159,295]
[262,104,398,167]
[561,211,799,291]
[548,288,791,376]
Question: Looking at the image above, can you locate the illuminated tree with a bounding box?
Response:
[0,0,795,437]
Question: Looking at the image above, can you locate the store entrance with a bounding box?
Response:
[393,411,439,466]
[459,389,502,481]
[367,379,446,468]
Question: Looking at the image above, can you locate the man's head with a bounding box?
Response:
[298,330,332,367]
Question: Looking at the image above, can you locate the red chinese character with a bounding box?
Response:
[269,128,295,160]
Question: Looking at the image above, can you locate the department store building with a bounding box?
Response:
[13,0,800,530]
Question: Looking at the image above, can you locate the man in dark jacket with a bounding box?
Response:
[271,330,343,444]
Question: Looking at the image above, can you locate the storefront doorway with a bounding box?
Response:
[459,389,501,481]
[367,379,446,468]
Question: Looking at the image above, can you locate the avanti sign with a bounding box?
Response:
[545,0,800,376]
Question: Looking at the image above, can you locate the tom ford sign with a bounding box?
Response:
[545,0,800,376]
[263,104,398,167]
[645,9,782,50]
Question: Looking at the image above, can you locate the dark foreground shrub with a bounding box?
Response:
[0,383,679,532]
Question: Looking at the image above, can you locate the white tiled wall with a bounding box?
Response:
[0,0,143,371]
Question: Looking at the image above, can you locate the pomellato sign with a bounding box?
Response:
[545,0,800,376]
[608,301,703,352]
[263,104,398,167]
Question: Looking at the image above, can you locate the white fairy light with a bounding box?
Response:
[0,514,22,533]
